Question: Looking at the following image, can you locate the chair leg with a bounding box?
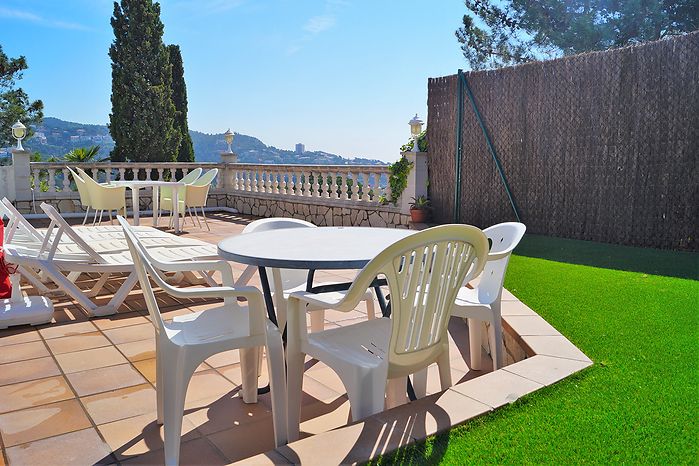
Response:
[200,207,210,231]
[162,354,196,466]
[265,322,288,447]
[82,207,90,225]
[92,210,99,226]
[286,332,305,442]
[156,340,165,425]
[437,347,453,391]
[468,318,483,370]
[489,319,504,370]
[412,368,428,399]
[97,210,104,225]
[109,210,113,224]
[365,295,376,320]
[344,368,388,422]
[310,310,325,332]
[192,208,202,228]
[386,377,408,409]
[240,346,259,404]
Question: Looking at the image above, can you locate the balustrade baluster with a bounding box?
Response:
[281,173,288,195]
[288,172,296,195]
[272,171,279,194]
[118,168,126,181]
[329,172,338,199]
[157,168,164,182]
[310,171,319,198]
[360,173,369,201]
[62,168,71,192]
[303,171,312,197]
[340,173,349,200]
[350,172,359,201]
[47,168,56,192]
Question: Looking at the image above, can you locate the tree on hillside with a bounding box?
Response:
[109,0,180,163]
[456,0,699,70]
[167,44,194,163]
[0,45,43,147]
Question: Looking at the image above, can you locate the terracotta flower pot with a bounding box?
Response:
[410,208,429,223]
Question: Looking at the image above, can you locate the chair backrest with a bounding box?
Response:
[117,216,169,337]
[241,217,316,292]
[39,203,105,263]
[476,222,526,306]
[66,167,91,207]
[192,169,218,187]
[75,167,104,196]
[0,197,45,244]
[345,224,489,376]
[161,168,202,201]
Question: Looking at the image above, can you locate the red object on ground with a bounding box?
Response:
[0,221,14,298]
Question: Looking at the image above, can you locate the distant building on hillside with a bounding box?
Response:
[295,143,305,155]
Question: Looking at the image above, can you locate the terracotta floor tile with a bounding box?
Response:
[5,427,113,465]
[55,345,128,374]
[183,370,237,407]
[521,335,592,362]
[207,417,278,463]
[0,399,92,447]
[450,369,543,409]
[121,437,227,465]
[67,363,147,397]
[415,363,469,396]
[0,329,41,347]
[228,450,292,466]
[0,357,61,387]
[97,412,200,461]
[503,354,592,386]
[205,349,240,368]
[38,320,97,339]
[103,323,155,345]
[81,384,157,425]
[298,398,351,435]
[304,366,347,394]
[133,358,210,385]
[0,376,74,414]
[92,312,150,331]
[44,331,112,355]
[0,341,50,365]
[116,339,156,362]
[277,417,413,466]
[184,392,272,436]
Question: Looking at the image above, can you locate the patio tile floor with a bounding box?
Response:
[0,212,499,464]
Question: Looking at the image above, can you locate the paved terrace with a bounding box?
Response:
[0,213,498,465]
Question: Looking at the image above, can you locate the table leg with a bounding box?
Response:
[131,187,140,226]
[171,185,180,233]
[257,266,277,395]
[152,186,160,227]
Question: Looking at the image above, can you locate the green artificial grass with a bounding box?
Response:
[371,235,698,465]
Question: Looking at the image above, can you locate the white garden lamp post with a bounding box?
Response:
[409,114,423,152]
[224,128,234,153]
[11,121,27,151]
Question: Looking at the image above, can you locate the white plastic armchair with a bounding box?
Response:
[65,167,92,225]
[235,217,375,332]
[75,167,126,225]
[451,222,526,371]
[184,168,218,230]
[118,216,287,465]
[285,224,489,440]
[160,168,202,222]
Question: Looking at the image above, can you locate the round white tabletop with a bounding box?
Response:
[109,180,184,187]
[218,226,414,270]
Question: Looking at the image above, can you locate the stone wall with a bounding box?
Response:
[207,192,411,228]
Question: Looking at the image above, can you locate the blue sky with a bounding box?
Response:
[0,0,468,162]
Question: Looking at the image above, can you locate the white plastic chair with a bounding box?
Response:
[235,217,375,332]
[451,222,526,371]
[286,224,488,440]
[118,216,287,466]
[160,168,202,227]
[75,167,126,225]
[65,167,92,225]
[183,169,218,230]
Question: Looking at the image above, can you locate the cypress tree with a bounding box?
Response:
[108,0,180,163]
[167,44,195,163]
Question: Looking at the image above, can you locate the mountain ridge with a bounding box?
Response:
[24,117,386,166]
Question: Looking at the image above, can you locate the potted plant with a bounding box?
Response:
[409,195,431,223]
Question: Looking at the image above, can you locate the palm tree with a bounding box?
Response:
[63,145,108,163]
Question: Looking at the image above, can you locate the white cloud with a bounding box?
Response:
[0,7,88,30]
[0,7,89,30]
[303,14,336,34]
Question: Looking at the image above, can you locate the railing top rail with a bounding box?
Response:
[30,161,222,168]
[229,163,390,171]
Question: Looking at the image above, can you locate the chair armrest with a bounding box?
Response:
[151,259,235,285]
[164,284,263,302]
[288,290,355,312]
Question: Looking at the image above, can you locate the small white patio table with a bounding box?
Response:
[218,226,414,325]
[109,180,185,233]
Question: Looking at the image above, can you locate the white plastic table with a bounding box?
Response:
[218,226,414,323]
[109,180,185,233]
